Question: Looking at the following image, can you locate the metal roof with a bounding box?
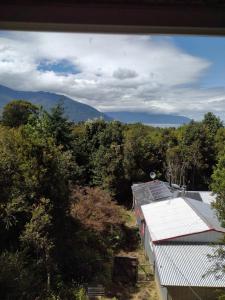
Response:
[141,197,225,242]
[180,191,217,204]
[179,191,203,201]
[164,182,217,204]
[199,192,217,205]
[154,243,225,287]
[185,198,222,232]
[132,180,172,207]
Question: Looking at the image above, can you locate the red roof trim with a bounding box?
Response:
[152,228,225,244]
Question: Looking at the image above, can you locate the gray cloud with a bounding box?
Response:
[113,68,138,80]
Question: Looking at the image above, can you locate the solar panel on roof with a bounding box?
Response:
[132,180,172,207]
[148,181,172,200]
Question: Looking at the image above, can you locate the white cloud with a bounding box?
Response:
[0,31,224,120]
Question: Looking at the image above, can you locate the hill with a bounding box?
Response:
[0,84,110,122]
[105,111,191,125]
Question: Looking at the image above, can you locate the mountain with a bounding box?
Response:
[105,111,191,125]
[0,84,111,122]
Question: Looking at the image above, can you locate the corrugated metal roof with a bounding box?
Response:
[154,243,225,287]
[185,198,222,232]
[141,197,225,242]
[132,180,172,207]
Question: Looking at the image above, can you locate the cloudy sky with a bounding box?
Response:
[0,31,225,120]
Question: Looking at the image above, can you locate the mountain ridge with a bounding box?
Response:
[0,84,111,122]
[105,111,191,125]
[0,84,191,125]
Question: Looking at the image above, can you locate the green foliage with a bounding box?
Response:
[0,251,45,300]
[0,100,224,299]
[203,112,223,137]
[166,114,222,189]
[211,152,225,227]
[1,100,38,127]
[43,104,74,149]
[123,123,163,183]
[210,126,225,297]
[0,101,79,298]
[215,128,225,156]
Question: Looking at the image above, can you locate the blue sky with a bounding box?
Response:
[172,36,225,88]
[37,59,81,75]
[0,31,225,120]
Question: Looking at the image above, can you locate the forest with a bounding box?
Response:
[0,100,225,299]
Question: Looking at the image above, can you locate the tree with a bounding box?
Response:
[215,127,225,157]
[91,143,125,200]
[1,100,38,127]
[123,124,164,183]
[203,112,223,137]
[0,250,44,300]
[67,186,125,283]
[0,109,76,298]
[70,186,124,233]
[211,152,225,227]
[44,104,74,149]
[209,152,225,298]
[20,198,54,291]
[167,120,216,189]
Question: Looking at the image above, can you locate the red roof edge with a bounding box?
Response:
[152,228,225,244]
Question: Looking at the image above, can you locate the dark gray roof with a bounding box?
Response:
[132,180,172,207]
[184,197,223,232]
[179,191,203,201]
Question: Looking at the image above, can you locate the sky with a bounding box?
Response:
[0,31,225,120]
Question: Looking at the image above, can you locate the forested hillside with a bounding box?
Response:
[0,84,111,122]
[0,100,225,299]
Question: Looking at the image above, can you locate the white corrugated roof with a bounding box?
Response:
[141,197,225,242]
[154,243,225,287]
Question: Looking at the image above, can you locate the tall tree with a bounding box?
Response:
[203,112,223,137]
[1,100,38,127]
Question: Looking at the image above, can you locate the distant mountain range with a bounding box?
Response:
[0,84,191,125]
[0,84,110,122]
[105,111,191,125]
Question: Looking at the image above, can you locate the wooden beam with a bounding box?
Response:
[1,2,225,35]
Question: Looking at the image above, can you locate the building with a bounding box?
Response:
[154,243,225,300]
[132,180,225,300]
[132,180,172,239]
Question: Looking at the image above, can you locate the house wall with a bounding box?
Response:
[134,205,145,241]
[172,230,224,243]
[154,264,168,300]
[144,226,155,265]
[167,286,224,300]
